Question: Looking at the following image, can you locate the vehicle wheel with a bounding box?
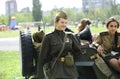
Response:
[19,30,36,78]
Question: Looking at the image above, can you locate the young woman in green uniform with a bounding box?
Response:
[37,10,82,79]
[93,17,120,72]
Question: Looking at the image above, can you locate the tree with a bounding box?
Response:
[32,0,42,21]
[13,12,33,22]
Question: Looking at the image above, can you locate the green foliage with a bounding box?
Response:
[32,0,42,21]
[0,13,33,25]
[13,12,33,23]
[0,15,8,25]
[42,0,120,25]
[42,10,56,25]
[42,12,52,24]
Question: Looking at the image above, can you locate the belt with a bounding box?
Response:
[56,57,65,62]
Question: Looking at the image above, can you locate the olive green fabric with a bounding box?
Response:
[33,42,41,49]
[64,52,74,66]
[33,30,45,43]
[94,57,116,79]
[33,30,45,52]
[37,29,81,79]
[55,10,67,19]
[95,57,112,77]
[93,31,120,55]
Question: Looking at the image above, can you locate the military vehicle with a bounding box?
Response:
[19,28,120,79]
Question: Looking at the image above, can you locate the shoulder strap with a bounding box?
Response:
[51,34,67,69]
[100,31,108,37]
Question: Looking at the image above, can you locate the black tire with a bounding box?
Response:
[19,30,36,78]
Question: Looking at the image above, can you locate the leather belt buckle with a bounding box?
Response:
[60,57,65,62]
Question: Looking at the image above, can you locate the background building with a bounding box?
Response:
[82,0,111,12]
[5,0,17,15]
[21,7,30,13]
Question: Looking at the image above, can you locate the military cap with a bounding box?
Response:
[55,10,67,19]
[106,17,119,28]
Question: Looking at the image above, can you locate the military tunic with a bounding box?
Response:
[37,29,81,79]
[93,31,120,55]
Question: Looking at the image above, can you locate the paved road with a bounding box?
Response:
[0,37,19,51]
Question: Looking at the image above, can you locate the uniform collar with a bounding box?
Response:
[55,29,65,34]
[54,29,65,39]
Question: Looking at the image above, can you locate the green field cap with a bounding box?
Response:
[55,10,67,19]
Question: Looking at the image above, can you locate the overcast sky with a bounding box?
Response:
[0,0,82,15]
[0,0,120,15]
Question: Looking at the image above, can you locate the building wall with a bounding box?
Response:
[5,0,17,15]
[82,0,111,12]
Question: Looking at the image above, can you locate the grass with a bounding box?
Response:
[0,30,19,38]
[0,25,107,38]
[0,50,23,79]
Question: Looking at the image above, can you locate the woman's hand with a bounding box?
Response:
[97,45,103,54]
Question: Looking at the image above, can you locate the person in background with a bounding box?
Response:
[33,30,45,53]
[75,18,92,45]
[65,27,74,33]
[37,10,82,79]
[77,19,87,33]
[92,17,120,72]
[32,30,45,78]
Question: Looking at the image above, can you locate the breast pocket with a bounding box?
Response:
[51,41,62,52]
